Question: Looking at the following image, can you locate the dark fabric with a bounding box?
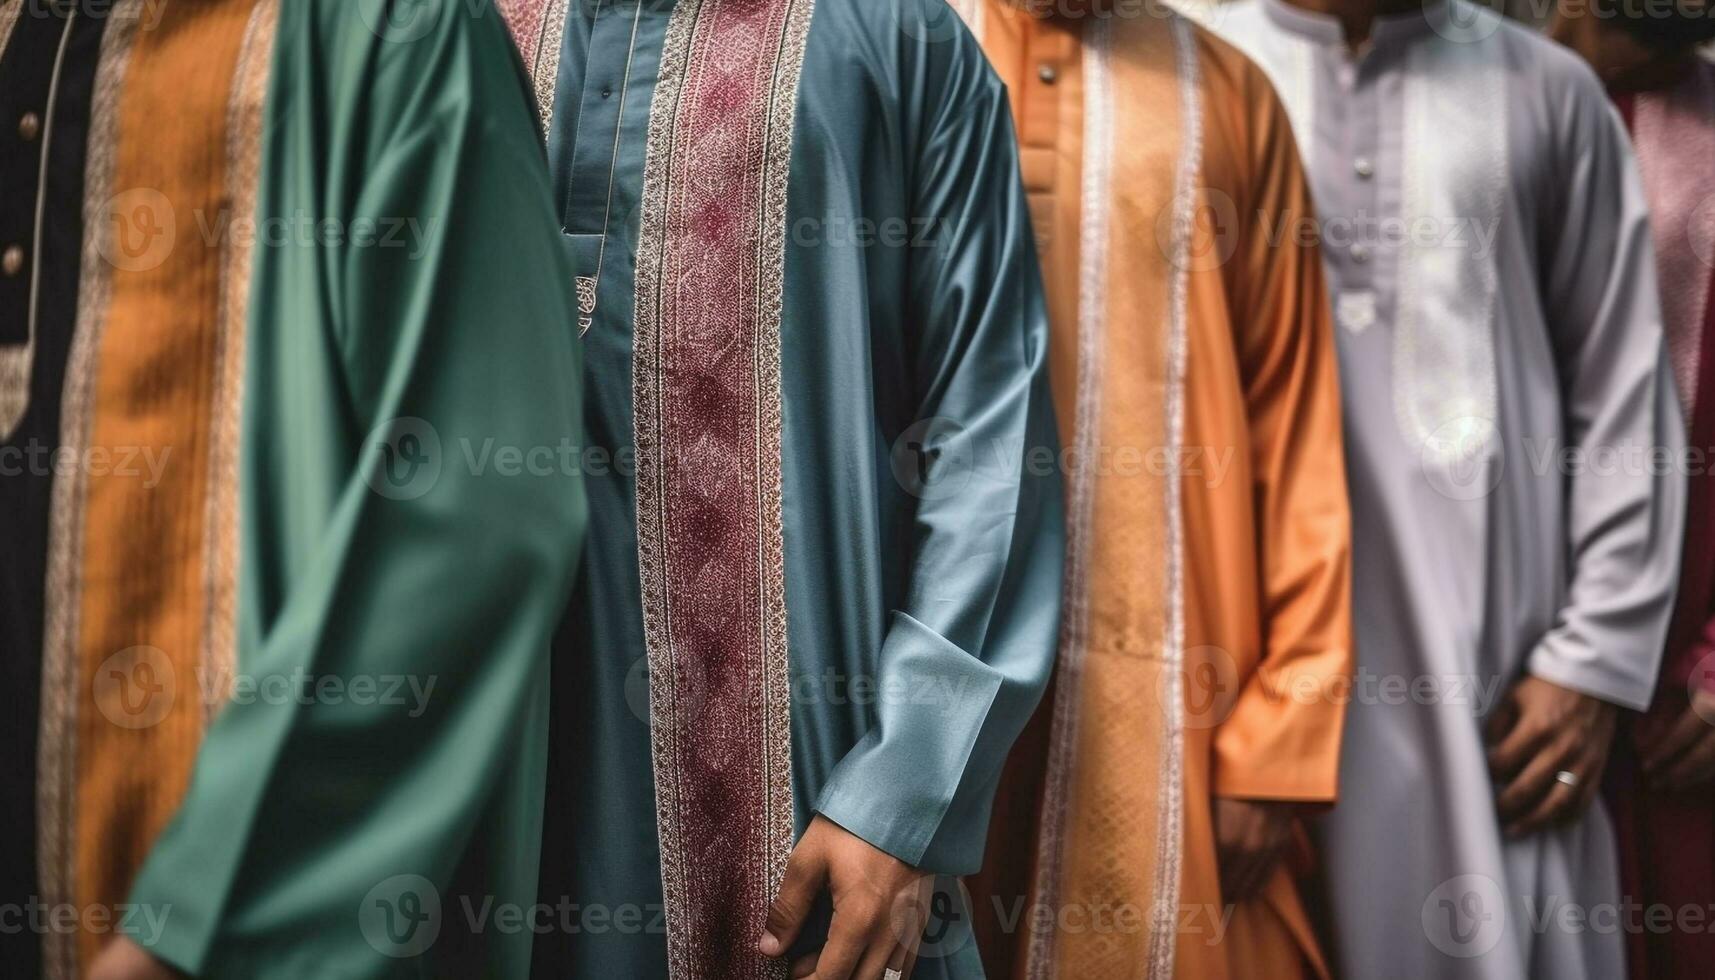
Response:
[0,4,107,976]
[1615,9,1715,51]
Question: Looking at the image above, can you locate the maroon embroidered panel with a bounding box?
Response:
[632,0,814,976]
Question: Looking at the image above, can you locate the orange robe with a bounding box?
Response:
[955,3,1354,977]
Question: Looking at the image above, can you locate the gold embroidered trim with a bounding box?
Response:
[1144,16,1199,980]
[200,0,277,717]
[535,0,569,137]
[1026,14,1112,980]
[37,5,145,978]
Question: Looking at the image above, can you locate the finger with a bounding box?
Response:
[1495,739,1568,823]
[884,881,931,956]
[893,879,933,979]
[885,938,912,980]
[763,847,828,958]
[1642,707,1710,773]
[811,907,873,980]
[1507,770,1578,837]
[1482,693,1519,746]
[900,943,921,980]
[852,936,896,980]
[1487,713,1552,780]
[1657,729,1715,791]
[791,953,820,979]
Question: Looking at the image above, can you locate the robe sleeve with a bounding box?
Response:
[812,55,1065,876]
[1525,62,1686,712]
[1210,63,1354,803]
[126,6,585,974]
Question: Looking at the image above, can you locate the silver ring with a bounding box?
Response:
[1555,769,1579,788]
[884,970,904,980]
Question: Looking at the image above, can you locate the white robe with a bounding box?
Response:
[1200,1,1687,976]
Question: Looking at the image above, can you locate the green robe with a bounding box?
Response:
[505,0,1064,976]
[118,2,586,976]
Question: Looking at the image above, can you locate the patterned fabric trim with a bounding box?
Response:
[1397,24,1502,467]
[632,0,813,976]
[37,4,145,977]
[1025,14,1112,980]
[1146,17,1200,980]
[38,1,270,973]
[497,0,569,137]
[1634,64,1715,423]
[201,0,277,716]
[0,0,20,53]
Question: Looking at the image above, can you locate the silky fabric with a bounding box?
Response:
[502,0,1065,976]
[75,2,588,976]
[1202,2,1687,977]
[960,4,1351,979]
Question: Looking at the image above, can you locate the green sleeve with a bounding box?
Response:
[127,2,584,975]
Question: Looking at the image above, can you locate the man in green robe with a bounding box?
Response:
[498,0,1064,976]
[0,0,584,976]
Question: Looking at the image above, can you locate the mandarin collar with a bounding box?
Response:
[1262,0,1457,49]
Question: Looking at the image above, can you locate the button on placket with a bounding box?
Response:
[19,112,41,142]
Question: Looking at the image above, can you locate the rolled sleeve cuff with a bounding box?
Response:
[814,611,1005,875]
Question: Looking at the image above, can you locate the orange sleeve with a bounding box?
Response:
[1210,50,1355,804]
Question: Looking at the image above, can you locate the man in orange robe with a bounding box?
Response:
[952,2,1355,978]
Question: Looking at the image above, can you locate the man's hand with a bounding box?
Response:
[759,815,932,980]
[88,937,181,980]
[1639,688,1715,792]
[1486,675,1617,837]
[1212,798,1298,904]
